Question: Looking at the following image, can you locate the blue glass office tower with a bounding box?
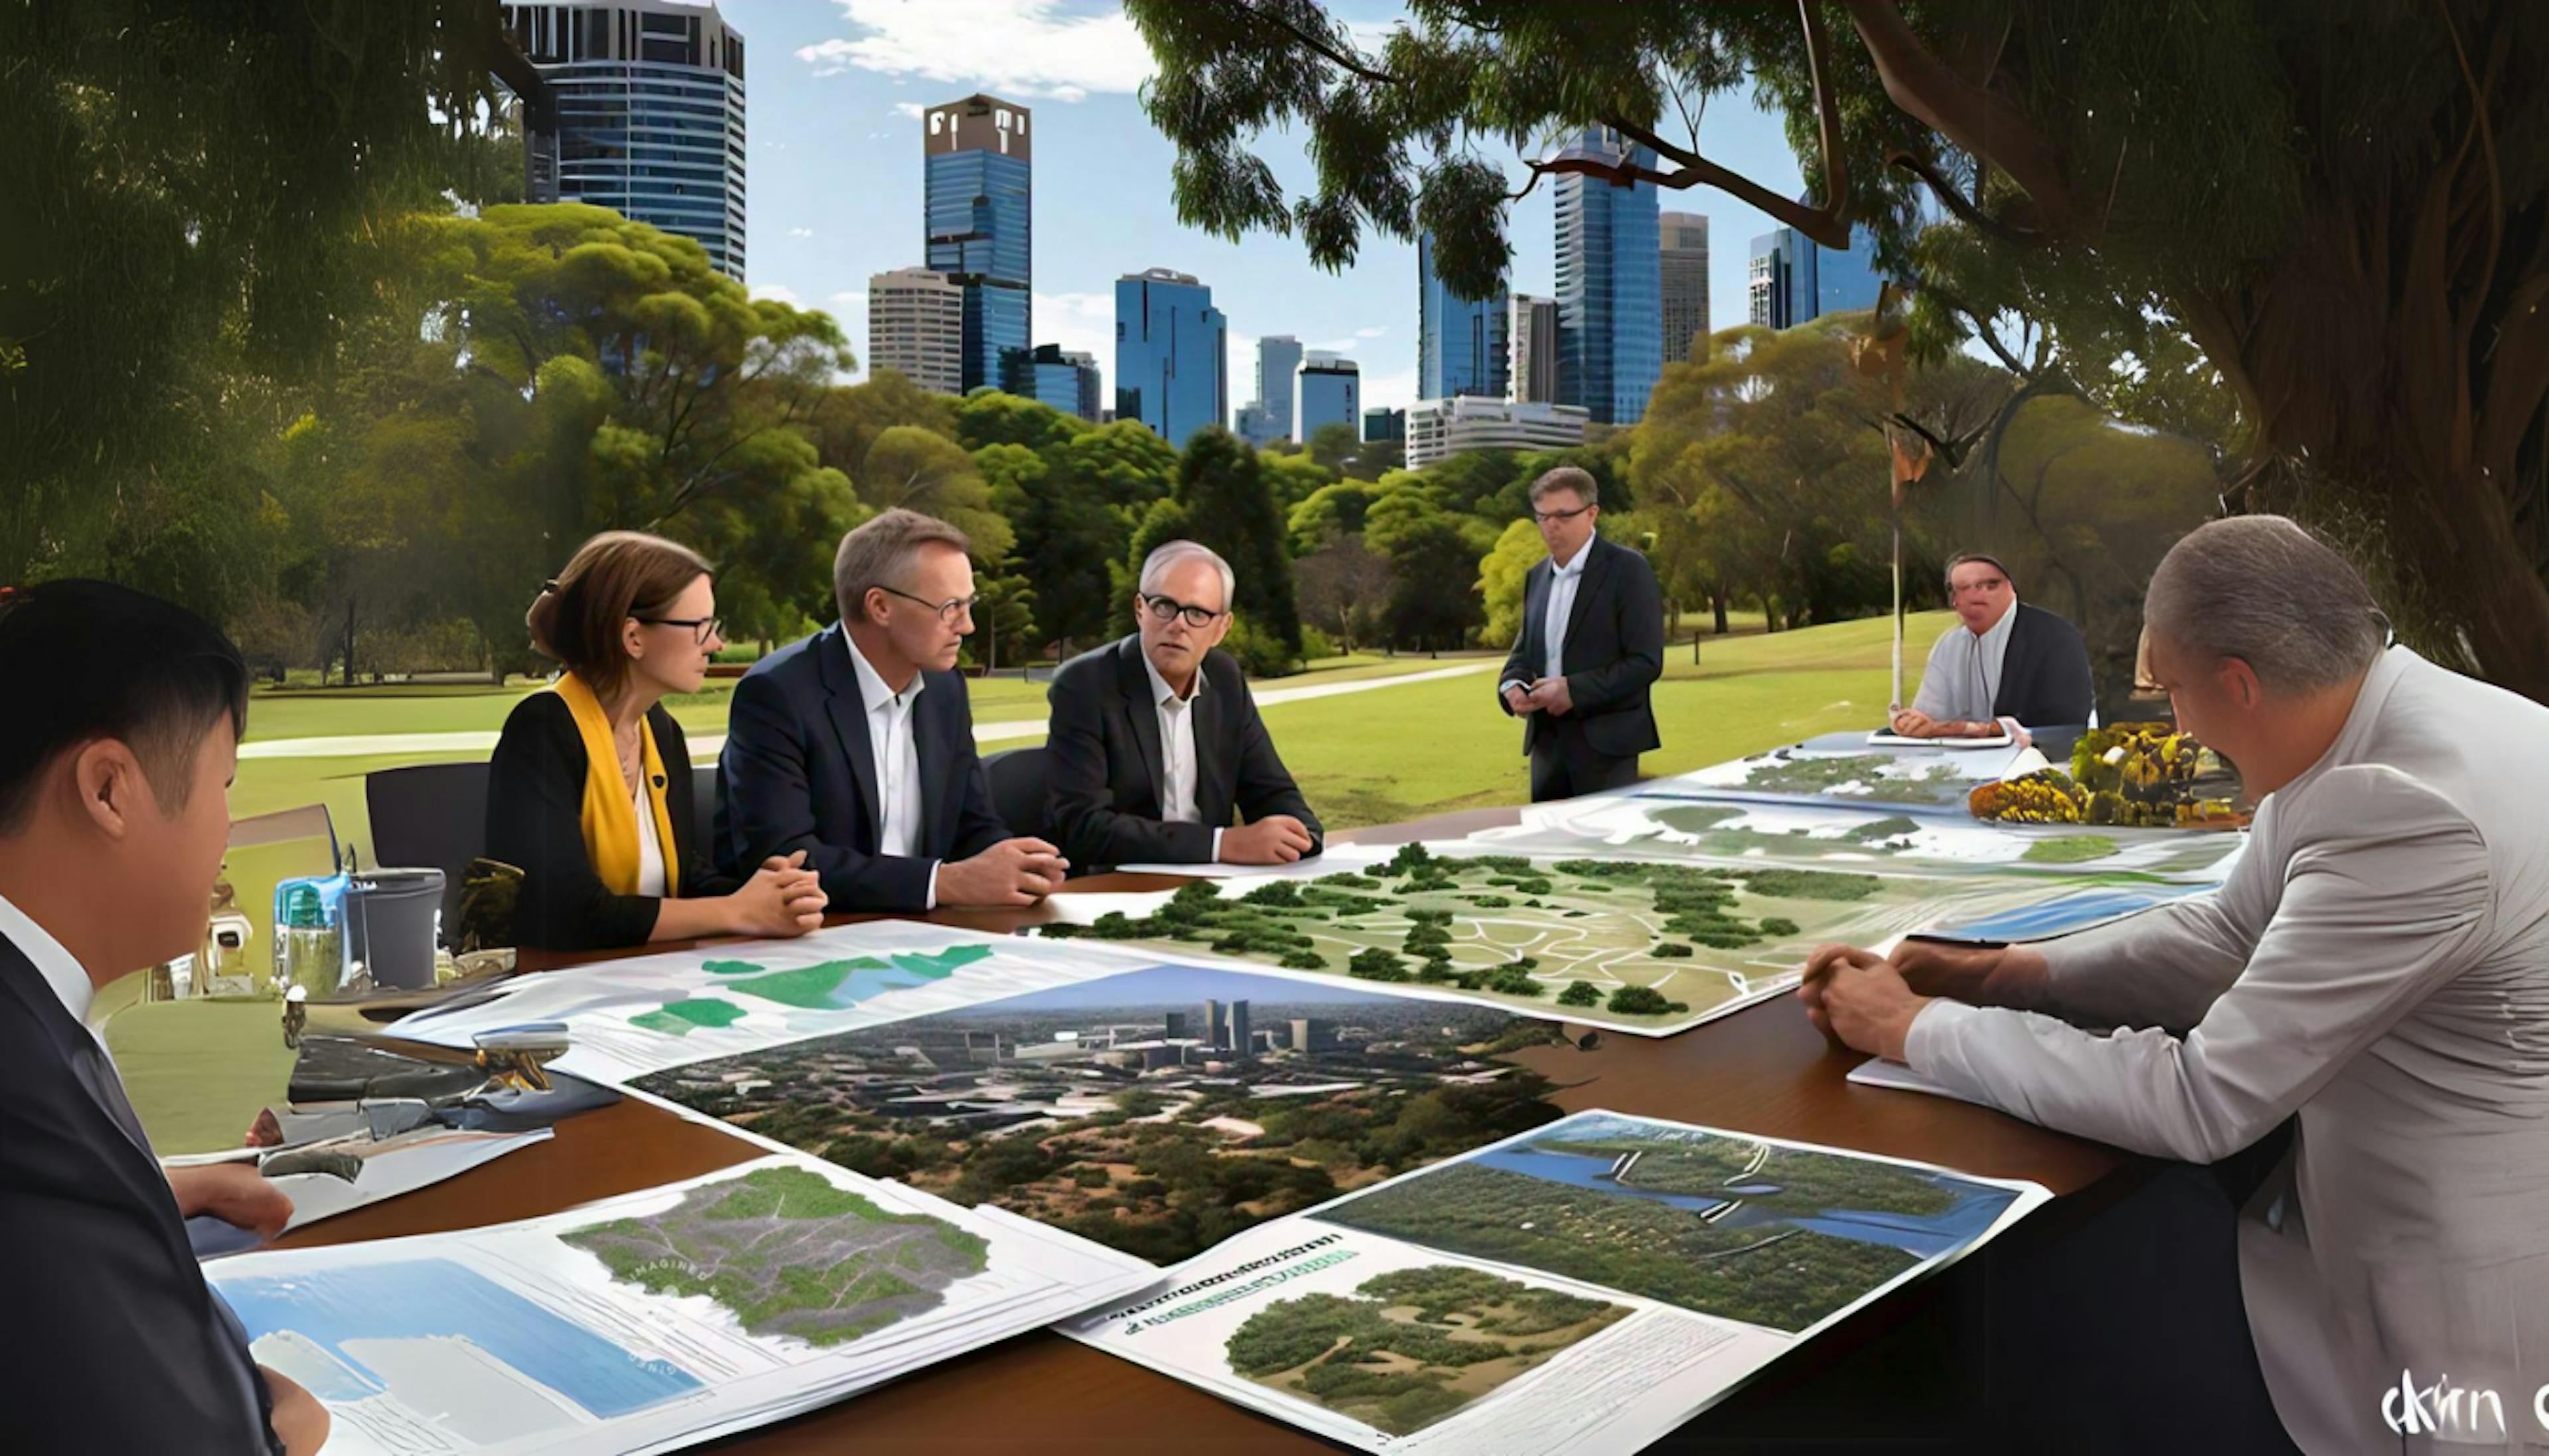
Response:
[1015,344,1101,422]
[1294,356,1359,442]
[1418,232,1509,401]
[1115,269,1227,446]
[1748,221,1882,328]
[925,94,1032,394]
[1553,127,1662,425]
[502,0,750,281]
[1255,335,1303,441]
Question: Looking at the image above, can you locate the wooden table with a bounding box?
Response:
[284,808,2135,1453]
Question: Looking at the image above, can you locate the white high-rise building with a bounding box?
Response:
[868,267,965,396]
[1407,396,1590,468]
[1510,294,1559,404]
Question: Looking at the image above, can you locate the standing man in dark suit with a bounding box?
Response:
[0,579,329,1455]
[1496,467,1665,802]
[1045,541,1322,871]
[719,509,1068,910]
[1889,553,2096,736]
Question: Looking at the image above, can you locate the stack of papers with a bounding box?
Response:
[208,1151,1155,1455]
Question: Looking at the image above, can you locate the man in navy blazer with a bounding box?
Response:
[719,510,1067,911]
[1496,467,1666,802]
[0,579,328,1455]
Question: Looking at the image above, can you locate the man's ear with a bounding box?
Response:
[70,739,147,841]
[2222,657,2264,711]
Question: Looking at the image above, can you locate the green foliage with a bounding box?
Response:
[1557,981,1602,1007]
[858,425,1015,560]
[1476,517,1547,649]
[1158,426,1302,657]
[1604,985,1687,1017]
[1366,484,1498,650]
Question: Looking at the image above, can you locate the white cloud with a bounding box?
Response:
[797,0,1152,101]
[891,101,926,119]
[1357,366,1421,414]
[1355,325,1387,338]
[751,283,801,305]
[787,226,816,239]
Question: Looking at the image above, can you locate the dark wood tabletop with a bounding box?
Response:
[281,804,2131,1453]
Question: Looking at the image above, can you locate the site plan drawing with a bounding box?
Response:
[631,960,1578,1265]
[208,1153,1152,1456]
[1063,1111,2049,1455]
[1036,841,2159,1035]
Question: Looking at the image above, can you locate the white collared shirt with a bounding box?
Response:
[1541,538,1591,683]
[1142,652,1225,859]
[842,632,939,907]
[1910,595,2019,723]
[631,780,668,898]
[0,890,110,1060]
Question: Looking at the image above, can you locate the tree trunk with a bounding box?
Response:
[1712,585,1731,636]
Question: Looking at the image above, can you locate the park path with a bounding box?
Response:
[236,660,1499,761]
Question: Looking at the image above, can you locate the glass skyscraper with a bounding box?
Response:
[1553,127,1662,425]
[1748,220,1882,328]
[1254,335,1303,441]
[1294,355,1359,443]
[1115,269,1226,446]
[1016,344,1101,422]
[925,94,1032,394]
[1418,232,1510,401]
[502,0,749,281]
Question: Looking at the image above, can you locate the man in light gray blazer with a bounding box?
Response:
[1808,516,2549,1455]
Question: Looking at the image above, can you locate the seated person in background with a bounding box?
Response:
[1045,540,1322,871]
[720,510,1067,910]
[0,579,328,1455]
[486,532,826,951]
[1889,552,2094,737]
[1806,517,2549,1454]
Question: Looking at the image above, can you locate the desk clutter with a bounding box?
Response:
[208,735,2230,1455]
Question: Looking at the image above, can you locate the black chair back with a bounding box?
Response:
[982,745,1050,841]
[364,761,492,939]
[690,759,720,868]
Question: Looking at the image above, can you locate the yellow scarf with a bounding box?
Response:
[551,672,682,899]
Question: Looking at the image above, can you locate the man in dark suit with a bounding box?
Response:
[720,510,1068,910]
[0,579,328,1455]
[1890,553,2096,735]
[1496,467,1665,802]
[1045,541,1322,871]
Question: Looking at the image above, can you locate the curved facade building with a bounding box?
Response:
[1553,126,1661,425]
[502,0,749,281]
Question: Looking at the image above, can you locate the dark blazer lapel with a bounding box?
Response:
[1116,638,1167,811]
[914,677,957,857]
[1193,656,1231,824]
[1519,560,1550,669]
[815,627,885,847]
[0,936,162,1189]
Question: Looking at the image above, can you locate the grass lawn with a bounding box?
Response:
[106,999,301,1152]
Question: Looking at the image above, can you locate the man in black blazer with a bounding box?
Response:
[1891,553,2096,735]
[1496,467,1666,802]
[720,510,1068,910]
[0,579,327,1455]
[1045,541,1322,871]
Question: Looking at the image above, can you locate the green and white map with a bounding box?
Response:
[562,1165,992,1348]
[1039,843,2093,1034]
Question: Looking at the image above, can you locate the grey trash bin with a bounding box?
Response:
[344,867,447,990]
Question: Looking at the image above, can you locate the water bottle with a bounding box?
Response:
[278,883,345,999]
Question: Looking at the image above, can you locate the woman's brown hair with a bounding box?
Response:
[525,532,713,701]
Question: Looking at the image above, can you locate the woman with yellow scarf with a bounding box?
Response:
[486,532,826,950]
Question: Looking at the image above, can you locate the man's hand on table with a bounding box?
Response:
[166,1161,293,1242]
[1800,945,1929,1060]
[1221,816,1314,865]
[937,837,1069,907]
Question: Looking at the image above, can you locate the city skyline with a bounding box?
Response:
[716,0,1815,412]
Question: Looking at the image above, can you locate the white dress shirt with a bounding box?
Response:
[1904,648,2549,1454]
[631,780,668,898]
[1142,653,1223,860]
[1909,595,2017,722]
[1502,539,1592,698]
[842,632,939,907]
[0,890,110,1060]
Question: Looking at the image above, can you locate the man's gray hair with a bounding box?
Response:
[2145,516,2388,693]
[1528,465,1599,508]
[834,508,972,624]
[1943,551,2016,593]
[1138,539,1235,612]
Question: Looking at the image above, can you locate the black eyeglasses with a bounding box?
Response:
[880,585,980,624]
[1531,503,1594,525]
[638,615,723,645]
[1140,593,1225,629]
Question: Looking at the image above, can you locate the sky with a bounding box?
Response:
[718,0,1814,413]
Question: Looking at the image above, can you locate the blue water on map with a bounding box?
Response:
[210,1257,702,1418]
[1470,1145,2018,1258]
[1922,883,2204,943]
